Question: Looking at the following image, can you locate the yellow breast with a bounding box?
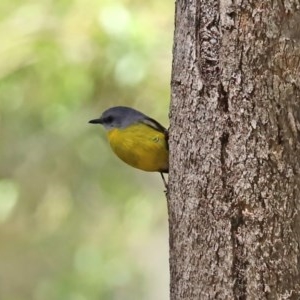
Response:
[107,124,168,172]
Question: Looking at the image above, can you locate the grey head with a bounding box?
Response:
[89,106,147,130]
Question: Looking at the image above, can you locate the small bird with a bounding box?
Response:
[89,106,169,187]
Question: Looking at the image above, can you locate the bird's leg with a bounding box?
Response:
[160,172,168,190]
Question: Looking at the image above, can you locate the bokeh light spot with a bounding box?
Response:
[98,4,131,37]
[115,53,146,86]
[0,179,18,222]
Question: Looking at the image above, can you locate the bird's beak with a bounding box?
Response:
[89,118,103,124]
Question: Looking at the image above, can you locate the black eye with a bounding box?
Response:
[105,116,113,123]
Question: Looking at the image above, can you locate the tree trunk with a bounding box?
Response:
[168,0,300,299]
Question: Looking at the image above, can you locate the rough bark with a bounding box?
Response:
[168,0,300,299]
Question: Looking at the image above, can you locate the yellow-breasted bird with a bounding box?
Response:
[89,106,169,187]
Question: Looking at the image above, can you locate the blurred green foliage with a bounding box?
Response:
[0,0,172,299]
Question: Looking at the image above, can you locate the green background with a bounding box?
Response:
[0,0,173,299]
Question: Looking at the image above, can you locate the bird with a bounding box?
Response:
[89,106,169,187]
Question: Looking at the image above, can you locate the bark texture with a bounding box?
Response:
[168,0,300,299]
